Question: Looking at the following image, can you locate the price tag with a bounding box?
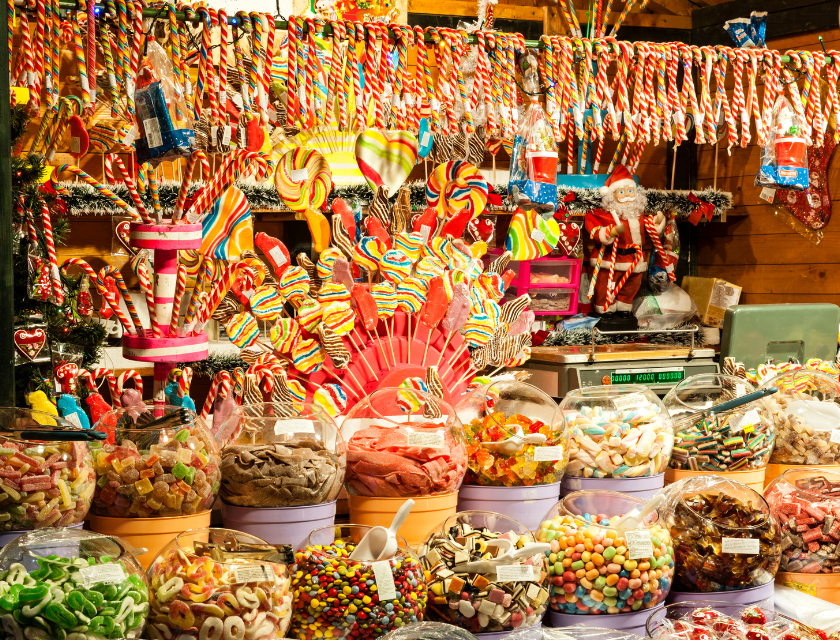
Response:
[430,98,441,111]
[407,432,445,448]
[274,419,316,435]
[534,446,566,462]
[80,77,89,91]
[123,125,137,146]
[290,168,310,183]
[625,530,654,560]
[419,224,432,243]
[495,565,535,583]
[612,393,647,410]
[64,412,83,429]
[673,110,685,127]
[736,384,747,397]
[79,564,127,588]
[210,126,219,144]
[219,90,227,105]
[126,78,135,99]
[695,111,706,129]
[522,489,539,500]
[232,93,244,111]
[233,565,273,583]
[268,246,288,267]
[530,228,545,242]
[572,105,583,129]
[185,79,193,96]
[830,429,840,444]
[214,77,220,92]
[420,131,431,147]
[372,561,397,599]
[222,126,232,146]
[27,71,36,86]
[721,537,759,554]
[70,137,80,154]
[143,117,163,149]
[260,92,268,110]
[731,409,760,434]
[404,94,415,107]
[759,187,776,204]
[391,94,402,108]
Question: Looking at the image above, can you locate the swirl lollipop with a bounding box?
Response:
[275,148,332,252]
[426,160,488,219]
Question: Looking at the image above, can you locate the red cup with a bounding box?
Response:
[526,151,558,183]
[775,136,807,167]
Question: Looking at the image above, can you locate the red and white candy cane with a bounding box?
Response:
[98,265,144,335]
[116,369,143,399]
[199,370,232,420]
[38,203,63,305]
[232,367,246,404]
[83,367,118,401]
[825,51,840,144]
[194,261,236,332]
[713,47,738,150]
[696,47,714,144]
[107,154,151,223]
[745,49,763,147]
[761,49,782,144]
[177,366,193,398]
[730,48,747,148]
[643,216,675,282]
[50,164,141,222]
[173,150,211,220]
[782,50,808,138]
[244,363,275,404]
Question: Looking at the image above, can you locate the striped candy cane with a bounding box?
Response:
[99,265,144,335]
[713,47,738,150]
[200,370,232,420]
[731,49,748,147]
[39,204,63,305]
[117,370,143,398]
[51,164,141,221]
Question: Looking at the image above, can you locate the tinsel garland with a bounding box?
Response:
[542,322,707,348]
[178,353,249,379]
[60,180,733,220]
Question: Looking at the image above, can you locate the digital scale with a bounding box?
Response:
[517,326,718,399]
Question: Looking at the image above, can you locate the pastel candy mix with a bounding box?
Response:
[250,285,285,320]
[270,317,302,353]
[394,232,424,262]
[226,311,261,348]
[0,440,95,530]
[397,277,428,313]
[536,510,673,615]
[280,265,311,301]
[317,281,351,303]
[415,256,447,281]
[381,249,413,282]
[316,247,344,279]
[370,283,398,320]
[322,301,356,335]
[465,313,495,348]
[296,297,323,332]
[353,236,386,272]
[292,338,326,373]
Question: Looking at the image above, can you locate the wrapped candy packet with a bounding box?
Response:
[755,97,809,192]
[509,51,557,213]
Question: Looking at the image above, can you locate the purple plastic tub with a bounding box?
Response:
[548,604,663,635]
[458,483,561,531]
[475,622,542,639]
[666,581,774,609]
[221,500,336,547]
[560,473,665,500]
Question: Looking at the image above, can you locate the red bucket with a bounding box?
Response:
[775,136,807,167]
[526,150,558,183]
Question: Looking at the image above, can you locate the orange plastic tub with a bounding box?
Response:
[665,467,766,492]
[348,492,458,546]
[776,571,840,605]
[763,463,840,488]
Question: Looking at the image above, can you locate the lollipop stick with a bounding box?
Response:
[435,331,455,368]
[346,331,380,381]
[443,342,469,376]
[454,367,477,388]
[407,314,412,362]
[342,366,370,401]
[385,320,397,366]
[365,327,390,370]
[421,329,433,367]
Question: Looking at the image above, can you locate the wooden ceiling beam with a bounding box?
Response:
[644,0,696,15]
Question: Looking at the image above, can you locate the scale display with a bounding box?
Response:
[610,368,686,385]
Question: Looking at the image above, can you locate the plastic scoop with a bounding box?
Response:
[787,399,840,432]
[452,542,550,574]
[673,387,778,431]
[612,494,666,531]
[479,423,548,455]
[349,498,415,562]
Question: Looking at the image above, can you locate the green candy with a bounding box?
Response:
[174,428,190,443]
[0,593,17,610]
[184,467,196,485]
[43,602,77,629]
[18,585,49,603]
[66,591,97,618]
[172,461,188,480]
[84,590,105,607]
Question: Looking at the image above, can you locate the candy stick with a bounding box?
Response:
[95,273,135,335]
[40,203,63,305]
[361,326,391,369]
[137,255,158,336]
[116,369,143,399]
[100,265,144,335]
[141,163,161,221]
[200,370,232,419]
[170,263,187,336]
[173,150,210,220]
[184,254,214,329]
[454,367,477,389]
[108,154,151,223]
[177,366,193,398]
[51,164,141,221]
[261,13,275,123]
[344,330,380,381]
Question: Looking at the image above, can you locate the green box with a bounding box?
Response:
[720,304,840,370]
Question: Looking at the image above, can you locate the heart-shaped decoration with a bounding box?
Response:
[68,115,90,158]
[557,221,581,256]
[468,217,495,243]
[115,220,134,255]
[14,328,46,361]
[355,130,419,196]
[505,209,561,260]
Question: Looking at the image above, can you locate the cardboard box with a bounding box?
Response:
[681,276,742,328]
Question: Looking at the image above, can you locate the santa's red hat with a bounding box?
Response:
[600,164,636,196]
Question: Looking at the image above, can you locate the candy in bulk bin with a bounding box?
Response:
[88,404,221,568]
[147,527,293,640]
[455,381,569,531]
[758,370,840,486]
[381,621,479,639]
[219,402,346,544]
[646,601,821,640]
[290,523,427,639]
[342,387,467,545]
[663,375,776,491]
[535,490,673,633]
[560,386,673,499]
[0,528,150,640]
[419,510,549,638]
[659,476,781,606]
[765,467,840,604]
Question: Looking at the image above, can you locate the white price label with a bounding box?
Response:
[185,79,193,96]
[108,73,117,88]
[695,111,706,129]
[79,563,127,588]
[624,110,633,126]
[419,224,432,243]
[530,228,545,243]
[219,89,227,105]
[210,126,219,144]
[27,71,36,86]
[268,246,287,267]
[830,429,840,444]
[625,530,654,560]
[673,110,685,127]
[222,126,232,146]
[759,187,776,204]
[70,137,80,154]
[404,93,415,107]
[260,92,268,110]
[290,168,310,183]
[391,94,402,108]
[126,78,136,99]
[420,131,431,147]
[233,565,273,584]
[214,77,220,92]
[406,431,445,448]
[612,393,647,410]
[232,93,244,111]
[736,384,748,397]
[732,409,760,434]
[64,412,83,429]
[533,445,566,462]
[495,565,536,583]
[430,98,441,111]
[522,489,539,500]
[143,117,163,149]
[80,77,89,91]
[274,419,316,435]
[123,126,138,146]
[372,561,397,600]
[722,537,760,554]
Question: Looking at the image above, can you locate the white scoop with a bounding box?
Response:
[349,498,415,562]
[612,494,666,531]
[787,399,840,432]
[452,542,551,574]
[480,424,548,456]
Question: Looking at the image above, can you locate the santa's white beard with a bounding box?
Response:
[603,188,647,220]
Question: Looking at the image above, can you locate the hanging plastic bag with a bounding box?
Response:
[508,51,557,213]
[134,41,196,165]
[648,216,680,293]
[755,96,809,191]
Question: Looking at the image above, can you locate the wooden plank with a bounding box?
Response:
[408,0,543,20]
[739,292,840,304]
[602,12,692,28]
[692,0,828,30]
[696,263,840,294]
[694,2,840,46]
[645,0,696,15]
[696,204,830,235]
[696,232,840,266]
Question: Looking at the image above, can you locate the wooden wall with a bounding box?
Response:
[695,28,840,306]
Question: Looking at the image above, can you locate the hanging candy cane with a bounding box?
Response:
[173,150,211,220]
[99,265,144,335]
[200,370,232,420]
[715,47,738,150]
[760,50,781,145]
[730,48,748,147]
[195,6,217,124]
[116,370,143,399]
[39,203,63,305]
[782,50,808,140]
[825,50,840,144]
[745,49,763,147]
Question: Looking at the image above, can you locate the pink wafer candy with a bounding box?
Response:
[333,257,355,292]
[442,283,470,333]
[509,310,535,336]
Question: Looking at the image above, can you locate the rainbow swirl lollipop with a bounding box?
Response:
[317,281,351,304]
[426,160,488,218]
[396,277,428,313]
[371,282,398,320]
[464,312,496,348]
[316,247,344,279]
[415,256,447,281]
[270,317,302,353]
[226,312,260,348]
[314,384,347,417]
[250,285,285,321]
[292,338,325,373]
[380,249,413,283]
[275,148,332,212]
[393,232,424,262]
[279,265,311,301]
[296,296,323,332]
[322,301,356,336]
[352,236,387,272]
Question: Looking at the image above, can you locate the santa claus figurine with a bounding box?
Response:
[585,165,667,330]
